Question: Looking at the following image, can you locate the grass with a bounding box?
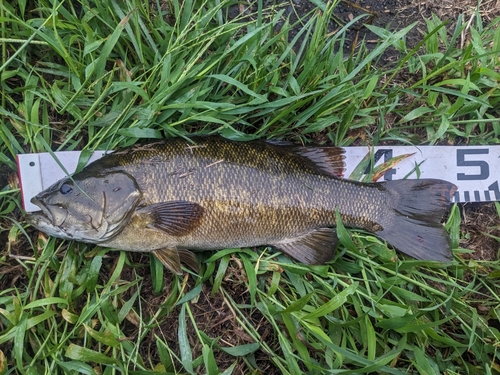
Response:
[0,0,500,374]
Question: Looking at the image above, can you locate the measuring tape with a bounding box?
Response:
[17,145,500,212]
[342,146,499,203]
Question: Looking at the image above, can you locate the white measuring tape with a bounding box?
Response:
[17,145,500,212]
[341,146,499,203]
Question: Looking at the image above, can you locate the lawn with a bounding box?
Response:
[0,0,499,374]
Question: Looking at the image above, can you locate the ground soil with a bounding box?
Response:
[1,0,500,374]
[262,0,500,62]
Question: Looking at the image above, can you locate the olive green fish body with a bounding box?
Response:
[27,137,456,273]
[89,139,384,254]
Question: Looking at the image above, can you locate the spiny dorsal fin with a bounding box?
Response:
[294,147,345,177]
[153,248,199,275]
[137,201,204,236]
[265,140,345,177]
[272,228,338,264]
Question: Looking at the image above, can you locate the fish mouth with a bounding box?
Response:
[26,210,55,227]
[29,197,68,227]
[25,210,67,239]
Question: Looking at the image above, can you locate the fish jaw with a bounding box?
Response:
[26,194,73,239]
[25,211,72,240]
[26,196,72,239]
[27,195,106,243]
[30,196,68,227]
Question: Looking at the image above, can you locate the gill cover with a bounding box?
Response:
[29,172,141,242]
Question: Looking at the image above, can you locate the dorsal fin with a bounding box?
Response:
[265,140,345,177]
[294,147,345,177]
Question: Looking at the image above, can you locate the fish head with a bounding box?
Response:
[26,171,142,243]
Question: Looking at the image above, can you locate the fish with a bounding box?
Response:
[26,136,457,274]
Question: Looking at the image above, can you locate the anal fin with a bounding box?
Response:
[272,228,338,264]
[153,248,200,275]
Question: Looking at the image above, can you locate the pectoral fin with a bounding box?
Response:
[137,201,204,236]
[273,228,338,264]
[153,248,200,275]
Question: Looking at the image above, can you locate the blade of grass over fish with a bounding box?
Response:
[33,133,98,204]
[205,248,256,262]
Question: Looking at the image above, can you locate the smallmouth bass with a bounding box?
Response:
[26,137,457,274]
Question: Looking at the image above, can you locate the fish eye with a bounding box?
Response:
[59,183,73,195]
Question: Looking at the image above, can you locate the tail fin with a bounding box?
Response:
[377,179,457,261]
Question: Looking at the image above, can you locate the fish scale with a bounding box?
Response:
[108,141,374,242]
[26,136,457,274]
